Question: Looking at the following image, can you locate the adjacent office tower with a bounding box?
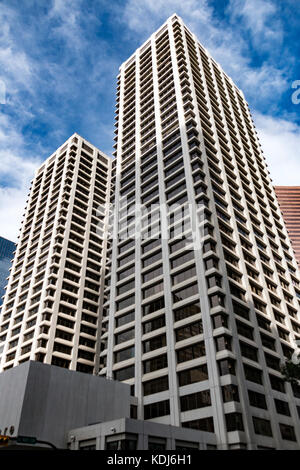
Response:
[0,237,16,307]
[100,15,300,449]
[275,187,300,266]
[0,134,111,374]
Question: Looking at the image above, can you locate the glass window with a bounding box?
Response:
[114,365,135,381]
[116,311,135,328]
[180,390,211,411]
[144,399,170,419]
[144,375,169,396]
[143,354,168,373]
[225,413,244,432]
[142,297,165,316]
[174,301,200,321]
[116,296,135,311]
[177,342,206,363]
[143,334,166,353]
[182,417,214,433]
[115,328,135,345]
[253,417,273,437]
[222,384,240,403]
[171,265,196,285]
[175,321,203,341]
[171,250,194,269]
[248,390,267,409]
[143,280,164,299]
[178,364,208,386]
[114,346,135,363]
[172,283,198,303]
[279,423,296,441]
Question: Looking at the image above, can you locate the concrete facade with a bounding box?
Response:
[0,134,111,374]
[100,14,300,450]
[68,417,217,450]
[0,361,131,449]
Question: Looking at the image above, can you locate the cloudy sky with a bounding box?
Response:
[0,0,299,241]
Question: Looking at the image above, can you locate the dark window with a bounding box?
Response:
[222,384,240,403]
[116,296,135,311]
[114,365,135,381]
[274,399,290,416]
[144,400,170,419]
[174,301,201,321]
[269,374,285,393]
[173,283,199,303]
[143,376,169,396]
[240,341,258,362]
[260,333,276,351]
[265,352,281,371]
[143,354,168,373]
[178,364,209,386]
[279,423,296,441]
[232,300,250,320]
[143,315,165,333]
[116,311,135,328]
[114,346,135,363]
[143,334,166,353]
[215,335,232,352]
[225,413,244,432]
[248,390,267,409]
[212,313,228,329]
[253,417,273,437]
[142,297,165,316]
[182,417,214,433]
[175,321,203,341]
[115,328,134,345]
[244,364,263,384]
[218,358,235,376]
[177,342,206,363]
[209,293,225,308]
[236,320,254,340]
[172,265,196,285]
[180,390,211,411]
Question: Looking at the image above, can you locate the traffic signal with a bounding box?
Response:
[0,435,9,446]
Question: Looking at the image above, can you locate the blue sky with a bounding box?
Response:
[0,0,299,241]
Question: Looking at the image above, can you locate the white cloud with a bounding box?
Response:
[121,0,287,102]
[0,145,38,243]
[0,187,30,242]
[228,0,282,48]
[254,112,300,186]
[121,0,299,189]
[0,115,41,241]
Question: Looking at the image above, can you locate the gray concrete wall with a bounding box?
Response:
[0,361,30,436]
[0,361,131,448]
[68,417,218,450]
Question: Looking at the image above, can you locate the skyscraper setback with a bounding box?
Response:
[0,14,300,450]
[100,15,300,449]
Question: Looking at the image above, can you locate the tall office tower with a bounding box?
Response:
[0,134,111,375]
[0,237,16,307]
[100,14,300,449]
[275,187,300,266]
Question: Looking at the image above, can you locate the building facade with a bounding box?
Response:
[99,15,300,450]
[275,186,300,266]
[0,361,131,449]
[0,134,111,374]
[0,237,15,307]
